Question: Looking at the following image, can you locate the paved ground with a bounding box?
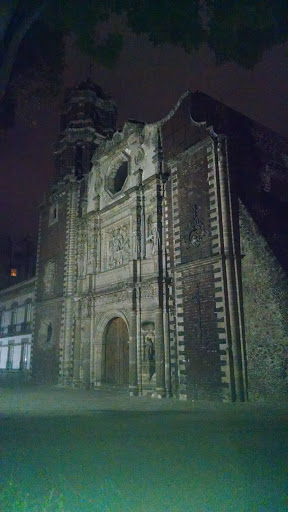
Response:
[0,385,287,511]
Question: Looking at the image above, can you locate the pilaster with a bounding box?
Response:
[59,179,79,384]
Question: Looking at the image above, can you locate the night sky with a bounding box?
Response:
[1,31,287,240]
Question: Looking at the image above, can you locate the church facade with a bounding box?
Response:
[32,81,288,401]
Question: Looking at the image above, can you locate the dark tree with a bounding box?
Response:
[1,0,287,127]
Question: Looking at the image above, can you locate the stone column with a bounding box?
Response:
[81,316,91,389]
[93,340,103,388]
[72,315,81,386]
[129,309,138,395]
[163,307,171,396]
[155,307,166,397]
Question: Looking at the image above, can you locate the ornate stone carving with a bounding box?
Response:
[107,223,131,269]
[81,297,92,318]
[134,147,145,165]
[141,285,157,299]
[94,288,131,306]
[77,218,98,276]
[43,260,56,295]
[146,210,159,256]
[184,205,207,248]
[94,165,103,194]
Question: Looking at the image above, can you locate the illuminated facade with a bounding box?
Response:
[31,81,288,401]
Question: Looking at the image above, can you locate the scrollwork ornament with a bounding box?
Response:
[184,205,207,248]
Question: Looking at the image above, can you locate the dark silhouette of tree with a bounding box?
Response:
[1,0,287,128]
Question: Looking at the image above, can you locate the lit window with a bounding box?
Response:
[11,268,17,277]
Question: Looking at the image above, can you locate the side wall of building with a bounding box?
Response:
[161,95,246,401]
[240,201,288,399]
[32,189,68,383]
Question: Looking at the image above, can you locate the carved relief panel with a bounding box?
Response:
[104,221,131,270]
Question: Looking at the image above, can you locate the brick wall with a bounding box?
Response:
[176,146,222,399]
[32,299,63,383]
[33,191,68,383]
[162,100,223,399]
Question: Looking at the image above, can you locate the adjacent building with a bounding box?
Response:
[0,278,34,379]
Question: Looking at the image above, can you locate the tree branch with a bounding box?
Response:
[0,1,47,102]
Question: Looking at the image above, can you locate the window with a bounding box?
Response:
[24,301,32,324]
[11,303,18,326]
[6,341,14,370]
[0,309,5,335]
[49,203,58,226]
[20,339,29,370]
[114,162,128,193]
[107,161,128,195]
[10,268,17,277]
[75,144,83,178]
[46,322,52,343]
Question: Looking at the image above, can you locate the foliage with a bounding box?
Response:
[0,480,65,512]
[1,0,288,127]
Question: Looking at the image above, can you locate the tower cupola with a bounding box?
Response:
[53,79,117,182]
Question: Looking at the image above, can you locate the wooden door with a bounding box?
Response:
[105,318,129,386]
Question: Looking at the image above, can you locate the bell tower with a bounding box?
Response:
[33,80,116,384]
[53,79,117,181]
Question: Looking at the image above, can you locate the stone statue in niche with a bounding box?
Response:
[184,204,207,248]
[146,211,159,257]
[132,230,141,259]
[43,260,56,295]
[142,325,156,382]
[144,334,155,362]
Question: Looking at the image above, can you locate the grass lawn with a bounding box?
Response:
[1,390,287,511]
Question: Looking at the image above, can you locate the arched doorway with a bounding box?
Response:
[104,317,129,386]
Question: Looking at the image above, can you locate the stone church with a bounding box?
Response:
[32,79,288,401]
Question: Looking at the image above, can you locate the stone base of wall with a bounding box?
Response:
[0,370,32,387]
